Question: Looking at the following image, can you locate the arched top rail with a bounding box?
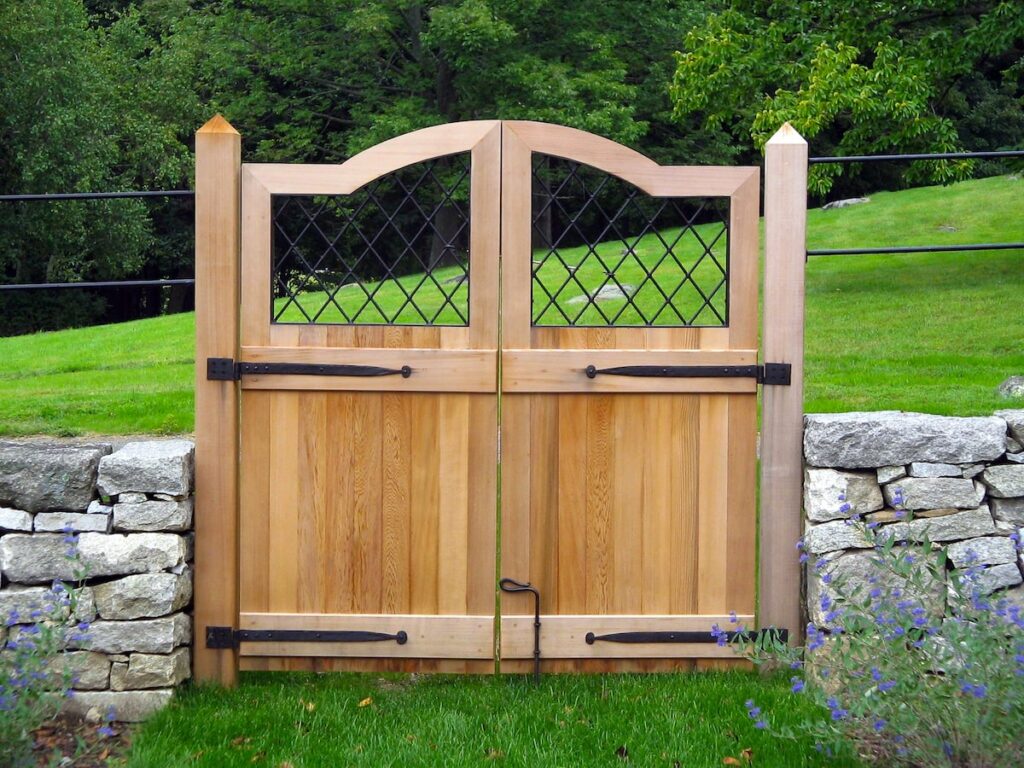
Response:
[505,121,757,198]
[243,120,500,195]
[242,120,757,199]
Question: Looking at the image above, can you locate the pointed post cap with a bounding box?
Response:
[766,122,807,145]
[197,114,239,135]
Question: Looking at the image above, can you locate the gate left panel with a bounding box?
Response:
[236,122,501,672]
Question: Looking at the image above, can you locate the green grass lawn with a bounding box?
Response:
[127,671,862,768]
[0,174,1020,436]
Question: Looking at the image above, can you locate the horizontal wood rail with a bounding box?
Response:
[238,613,494,659]
[501,349,758,393]
[500,615,754,659]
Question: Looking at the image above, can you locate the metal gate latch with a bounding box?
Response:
[499,578,541,683]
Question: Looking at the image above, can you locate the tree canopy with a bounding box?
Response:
[0,0,1021,332]
[671,0,1024,193]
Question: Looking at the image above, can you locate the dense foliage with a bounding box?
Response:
[672,0,1024,194]
[0,0,1021,333]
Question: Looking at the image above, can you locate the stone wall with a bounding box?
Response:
[803,410,1024,627]
[0,440,194,721]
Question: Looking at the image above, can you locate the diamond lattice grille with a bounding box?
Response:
[271,154,471,325]
[531,156,729,327]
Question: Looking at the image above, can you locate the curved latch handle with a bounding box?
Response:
[499,578,541,683]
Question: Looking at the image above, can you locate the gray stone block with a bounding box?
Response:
[803,520,873,554]
[883,477,983,511]
[93,571,192,620]
[979,465,1024,498]
[804,412,1006,468]
[953,562,1023,596]
[69,613,191,654]
[908,462,961,478]
[64,689,173,722]
[1,533,186,583]
[0,507,33,532]
[881,506,996,543]
[946,536,1018,567]
[117,493,147,504]
[992,498,1024,527]
[76,533,186,578]
[98,440,194,497]
[47,651,110,690]
[34,512,110,533]
[110,648,190,691]
[876,465,906,484]
[804,469,883,522]
[0,443,111,512]
[113,499,192,532]
[86,500,112,515]
[996,409,1024,444]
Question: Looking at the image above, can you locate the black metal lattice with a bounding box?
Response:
[271,155,471,325]
[531,157,729,327]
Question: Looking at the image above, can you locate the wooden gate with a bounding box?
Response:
[193,117,808,683]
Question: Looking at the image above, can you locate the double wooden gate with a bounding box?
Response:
[193,119,808,682]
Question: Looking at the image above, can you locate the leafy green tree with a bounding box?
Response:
[670,1,1024,194]
[179,0,718,162]
[0,0,201,333]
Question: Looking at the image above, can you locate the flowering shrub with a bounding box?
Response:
[736,495,1024,766]
[0,527,91,768]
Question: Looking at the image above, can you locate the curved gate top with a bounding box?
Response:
[193,118,808,683]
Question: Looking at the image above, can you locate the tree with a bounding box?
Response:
[0,0,201,333]
[670,1,1024,195]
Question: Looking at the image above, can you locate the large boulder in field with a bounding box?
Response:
[0,443,111,512]
[804,413,1006,468]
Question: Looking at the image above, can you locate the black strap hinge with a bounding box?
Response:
[207,357,239,381]
[205,625,408,648]
[205,358,413,381]
[758,363,791,386]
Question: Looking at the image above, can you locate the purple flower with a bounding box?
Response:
[838,502,852,514]
[960,683,987,699]
[879,680,896,693]
[754,720,767,730]
[873,719,886,733]
[98,725,116,738]
[729,611,738,625]
[791,677,804,694]
[710,624,728,647]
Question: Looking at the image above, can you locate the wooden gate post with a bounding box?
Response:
[194,115,241,685]
[760,123,807,644]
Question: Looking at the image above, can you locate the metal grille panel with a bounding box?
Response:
[271,154,471,325]
[531,157,729,327]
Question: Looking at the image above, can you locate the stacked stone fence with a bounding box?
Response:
[803,410,1024,627]
[0,440,194,721]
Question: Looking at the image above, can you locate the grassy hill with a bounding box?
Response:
[0,174,1020,436]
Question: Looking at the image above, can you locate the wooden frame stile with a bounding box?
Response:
[760,123,808,644]
[194,115,242,685]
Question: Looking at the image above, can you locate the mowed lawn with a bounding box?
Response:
[127,671,864,768]
[0,174,1020,435]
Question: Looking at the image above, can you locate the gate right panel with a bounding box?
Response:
[498,122,761,671]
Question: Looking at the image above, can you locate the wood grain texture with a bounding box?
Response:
[498,122,761,669]
[237,122,501,671]
[502,349,757,393]
[193,115,241,685]
[760,124,808,644]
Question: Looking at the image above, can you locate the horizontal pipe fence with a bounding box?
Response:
[0,147,1021,294]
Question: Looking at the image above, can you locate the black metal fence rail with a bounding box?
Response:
[0,147,1020,292]
[806,147,1023,257]
[0,190,195,291]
